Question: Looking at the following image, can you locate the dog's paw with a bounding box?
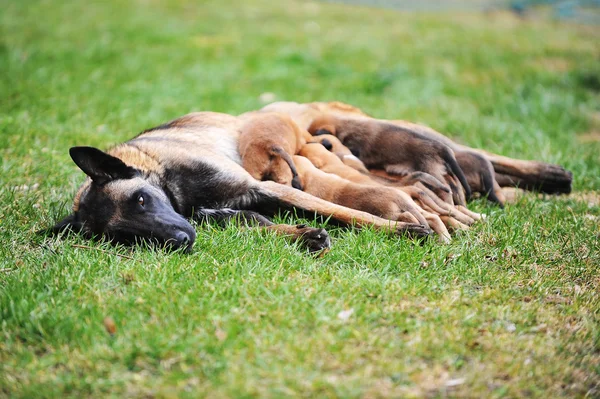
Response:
[396,223,433,240]
[295,225,331,252]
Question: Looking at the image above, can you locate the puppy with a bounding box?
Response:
[308,114,472,206]
[239,113,312,190]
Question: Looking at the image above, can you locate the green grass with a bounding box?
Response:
[1,0,599,397]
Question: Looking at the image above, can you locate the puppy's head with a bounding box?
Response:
[307,115,337,137]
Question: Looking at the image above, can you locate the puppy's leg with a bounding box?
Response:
[420,211,451,244]
[195,208,329,252]
[257,181,432,239]
[400,186,479,225]
[455,150,505,207]
[440,216,470,231]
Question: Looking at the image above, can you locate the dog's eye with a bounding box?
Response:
[137,195,144,207]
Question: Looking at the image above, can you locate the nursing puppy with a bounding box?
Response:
[239,113,311,190]
[308,114,472,206]
[292,156,422,225]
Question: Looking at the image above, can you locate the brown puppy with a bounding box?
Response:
[308,114,472,206]
[239,113,312,190]
[292,155,427,224]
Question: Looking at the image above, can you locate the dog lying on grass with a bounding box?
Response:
[48,101,572,252]
[50,111,432,252]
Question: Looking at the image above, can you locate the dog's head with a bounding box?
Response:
[50,146,196,252]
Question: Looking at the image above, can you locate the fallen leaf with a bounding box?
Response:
[337,308,354,321]
[215,328,227,342]
[446,378,465,387]
[103,317,117,336]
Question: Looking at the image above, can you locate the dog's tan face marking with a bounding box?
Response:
[108,144,163,174]
[104,177,167,204]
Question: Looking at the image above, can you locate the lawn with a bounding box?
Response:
[1,0,599,397]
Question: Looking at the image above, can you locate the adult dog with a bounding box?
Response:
[50,112,432,252]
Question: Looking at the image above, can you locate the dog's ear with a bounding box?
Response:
[69,146,138,185]
[38,213,83,236]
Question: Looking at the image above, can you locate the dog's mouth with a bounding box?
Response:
[106,227,196,253]
[164,230,195,253]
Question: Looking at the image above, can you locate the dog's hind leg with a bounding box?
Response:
[195,208,330,252]
[455,150,505,207]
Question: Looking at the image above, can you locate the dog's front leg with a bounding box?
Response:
[257,181,432,239]
[194,208,330,252]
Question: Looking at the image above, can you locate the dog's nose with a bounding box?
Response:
[174,231,193,251]
[177,231,190,244]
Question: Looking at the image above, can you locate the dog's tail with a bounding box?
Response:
[270,146,303,190]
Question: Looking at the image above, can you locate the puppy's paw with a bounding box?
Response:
[295,225,331,252]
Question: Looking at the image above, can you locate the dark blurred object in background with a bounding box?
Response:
[322,0,600,24]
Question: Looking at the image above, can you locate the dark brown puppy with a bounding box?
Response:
[387,118,571,199]
[308,114,472,206]
[310,134,456,204]
[239,113,312,190]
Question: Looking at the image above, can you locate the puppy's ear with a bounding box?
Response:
[69,146,138,185]
[313,128,334,136]
[38,213,83,236]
